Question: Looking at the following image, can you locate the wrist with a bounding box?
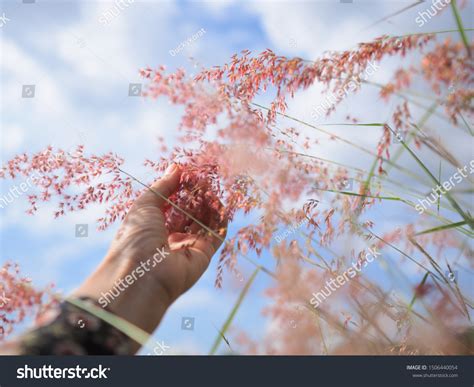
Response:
[73,255,172,334]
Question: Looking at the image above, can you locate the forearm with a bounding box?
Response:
[0,257,172,355]
[73,255,172,335]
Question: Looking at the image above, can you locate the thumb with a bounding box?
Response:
[134,164,182,209]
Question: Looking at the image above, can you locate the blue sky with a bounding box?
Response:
[1,0,472,354]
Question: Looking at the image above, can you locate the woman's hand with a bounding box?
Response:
[74,164,226,336]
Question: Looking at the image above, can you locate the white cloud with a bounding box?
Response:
[198,0,237,18]
[1,38,70,128]
[1,123,25,154]
[245,1,394,58]
[170,287,229,312]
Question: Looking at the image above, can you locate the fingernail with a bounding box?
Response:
[165,163,177,175]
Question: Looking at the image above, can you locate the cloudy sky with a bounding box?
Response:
[1,0,472,354]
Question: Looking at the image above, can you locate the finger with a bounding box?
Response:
[186,221,204,234]
[171,219,227,261]
[133,164,181,210]
[171,234,216,263]
[168,232,191,246]
[189,195,228,258]
[190,233,225,261]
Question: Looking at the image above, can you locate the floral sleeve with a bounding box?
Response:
[19,297,133,355]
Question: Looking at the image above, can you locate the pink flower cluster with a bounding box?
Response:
[0,263,55,340]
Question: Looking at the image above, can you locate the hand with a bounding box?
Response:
[74,164,227,336]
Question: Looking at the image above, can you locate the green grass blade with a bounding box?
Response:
[356,157,378,216]
[366,229,443,282]
[362,1,425,30]
[319,123,385,126]
[411,240,472,317]
[437,161,442,214]
[386,126,474,229]
[415,220,472,236]
[252,102,429,184]
[395,28,474,39]
[387,103,438,176]
[67,297,152,349]
[459,112,474,136]
[209,267,260,355]
[408,272,430,314]
[450,0,472,57]
[314,187,402,201]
